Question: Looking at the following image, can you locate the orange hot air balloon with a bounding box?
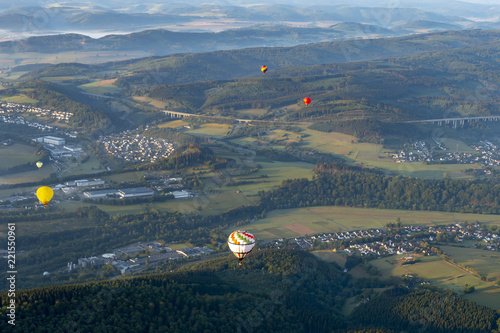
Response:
[260,65,268,74]
[303,97,311,106]
[36,186,53,206]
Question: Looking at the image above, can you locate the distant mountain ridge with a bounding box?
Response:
[0,3,478,34]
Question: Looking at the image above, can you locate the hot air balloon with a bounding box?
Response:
[260,65,268,74]
[303,97,311,106]
[36,186,53,207]
[228,230,255,265]
[36,161,43,169]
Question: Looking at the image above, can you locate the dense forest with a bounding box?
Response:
[350,287,499,332]
[260,173,500,214]
[1,250,497,332]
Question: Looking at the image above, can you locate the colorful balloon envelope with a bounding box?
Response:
[36,186,53,206]
[36,161,43,169]
[228,230,255,265]
[303,97,311,106]
[260,65,268,74]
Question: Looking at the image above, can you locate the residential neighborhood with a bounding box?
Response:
[98,131,175,163]
[393,140,500,167]
[271,223,499,256]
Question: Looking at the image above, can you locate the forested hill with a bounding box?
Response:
[137,40,500,121]
[0,250,348,333]
[21,30,500,88]
[0,80,116,131]
[1,250,497,332]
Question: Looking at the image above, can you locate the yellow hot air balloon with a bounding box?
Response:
[36,161,43,169]
[36,186,53,206]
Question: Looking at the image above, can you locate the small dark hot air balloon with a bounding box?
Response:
[260,65,268,74]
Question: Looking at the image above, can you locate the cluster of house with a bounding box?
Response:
[273,223,499,255]
[98,131,174,163]
[67,242,214,275]
[0,115,54,131]
[145,172,184,192]
[394,140,500,167]
[0,102,73,122]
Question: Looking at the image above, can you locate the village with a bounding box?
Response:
[272,222,499,257]
[98,130,175,163]
[0,101,73,122]
[393,140,500,167]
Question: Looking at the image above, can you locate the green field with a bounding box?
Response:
[104,171,148,183]
[439,138,473,152]
[78,79,122,95]
[0,51,150,71]
[185,123,234,137]
[59,190,255,217]
[224,160,315,196]
[228,126,479,179]
[370,254,500,310]
[133,96,168,109]
[158,119,189,128]
[0,144,40,169]
[236,108,267,118]
[0,165,57,185]
[439,245,500,281]
[312,250,347,267]
[0,94,38,104]
[241,206,500,241]
[0,215,99,239]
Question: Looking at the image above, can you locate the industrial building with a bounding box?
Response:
[83,189,119,199]
[118,187,155,198]
[43,136,65,145]
[75,179,105,187]
[170,190,192,199]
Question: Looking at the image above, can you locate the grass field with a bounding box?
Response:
[298,127,479,178]
[133,96,168,109]
[312,249,347,267]
[439,245,500,281]
[0,144,40,169]
[185,123,234,137]
[0,165,57,185]
[158,119,189,128]
[236,108,267,118]
[228,126,478,179]
[0,215,98,239]
[370,254,500,309]
[57,153,103,177]
[104,171,147,183]
[439,138,473,152]
[0,51,150,70]
[224,160,315,196]
[0,94,38,104]
[78,79,122,95]
[59,190,255,217]
[241,206,500,241]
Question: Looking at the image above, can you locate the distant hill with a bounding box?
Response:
[0,24,404,56]
[392,20,463,33]
[329,22,396,36]
[0,3,475,34]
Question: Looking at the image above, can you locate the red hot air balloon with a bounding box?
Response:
[303,97,311,106]
[260,65,268,74]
